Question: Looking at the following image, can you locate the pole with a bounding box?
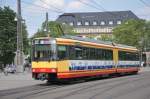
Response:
[16,0,24,72]
[140,49,143,67]
[46,12,49,36]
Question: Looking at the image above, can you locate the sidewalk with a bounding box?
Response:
[0,67,150,91]
[139,66,150,72]
[0,72,44,91]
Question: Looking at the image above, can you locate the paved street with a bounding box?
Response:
[0,67,150,99]
[0,72,43,91]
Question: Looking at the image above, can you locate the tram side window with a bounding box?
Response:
[58,45,67,60]
[135,53,140,61]
[75,47,83,60]
[119,51,139,61]
[94,48,99,59]
[105,50,113,60]
[100,49,113,60]
[96,49,100,60]
[82,47,89,59]
[101,49,106,60]
[89,48,96,60]
[88,48,113,60]
[119,51,127,60]
[68,46,75,59]
[66,45,113,60]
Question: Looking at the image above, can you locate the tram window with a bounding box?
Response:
[94,49,99,59]
[110,50,113,60]
[135,53,140,61]
[102,50,106,60]
[34,51,51,60]
[95,49,99,60]
[75,47,83,60]
[82,47,89,59]
[58,45,67,60]
[105,50,113,60]
[97,49,102,60]
[119,51,139,61]
[34,51,40,59]
[101,49,104,60]
[66,45,113,60]
[89,48,95,60]
[119,51,125,60]
[68,46,75,59]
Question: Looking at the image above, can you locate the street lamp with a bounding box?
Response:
[139,26,147,67]
[14,15,25,72]
[139,39,143,67]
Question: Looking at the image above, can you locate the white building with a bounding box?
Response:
[56,11,139,37]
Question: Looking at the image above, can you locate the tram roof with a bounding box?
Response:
[34,36,137,50]
[60,35,137,50]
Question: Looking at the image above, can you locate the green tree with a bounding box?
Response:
[113,19,149,49]
[32,21,75,38]
[0,7,28,67]
[32,29,47,38]
[97,34,114,42]
[0,7,16,66]
[61,23,76,36]
[144,21,150,51]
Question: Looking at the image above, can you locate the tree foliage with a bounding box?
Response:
[0,7,28,66]
[97,34,114,42]
[32,21,75,38]
[113,19,150,50]
[0,7,16,66]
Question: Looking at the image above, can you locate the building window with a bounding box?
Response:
[77,21,82,26]
[101,21,105,25]
[109,21,113,25]
[117,20,121,24]
[93,21,97,25]
[69,22,74,26]
[85,21,89,25]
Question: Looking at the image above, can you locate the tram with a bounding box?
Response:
[31,36,140,81]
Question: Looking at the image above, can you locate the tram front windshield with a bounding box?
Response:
[32,39,56,61]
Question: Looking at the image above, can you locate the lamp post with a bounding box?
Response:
[139,39,143,67]
[139,26,146,67]
[16,0,24,72]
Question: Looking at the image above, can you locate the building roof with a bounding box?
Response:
[56,11,139,27]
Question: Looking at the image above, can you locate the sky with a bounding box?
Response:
[0,0,150,37]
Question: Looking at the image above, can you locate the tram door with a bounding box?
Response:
[113,48,118,68]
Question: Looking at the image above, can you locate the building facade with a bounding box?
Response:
[56,11,138,36]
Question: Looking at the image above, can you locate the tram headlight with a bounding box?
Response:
[51,68,56,72]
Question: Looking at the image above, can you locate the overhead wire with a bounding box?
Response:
[77,0,104,11]
[77,0,117,17]
[21,0,64,36]
[21,1,63,13]
[39,0,64,13]
[91,0,107,11]
[139,0,150,7]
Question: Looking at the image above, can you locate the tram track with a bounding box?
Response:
[51,73,150,99]
[16,85,65,99]
[89,76,150,99]
[13,73,146,99]
[0,72,150,99]
[0,83,66,99]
